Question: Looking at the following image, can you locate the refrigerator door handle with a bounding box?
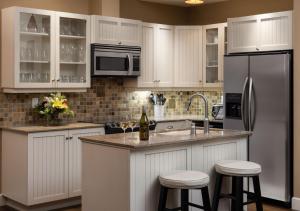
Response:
[248,77,254,131]
[241,77,249,130]
[250,79,256,131]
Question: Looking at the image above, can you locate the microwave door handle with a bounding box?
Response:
[126,54,131,72]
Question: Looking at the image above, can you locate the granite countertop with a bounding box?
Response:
[1,122,105,134]
[80,128,251,150]
[149,115,223,123]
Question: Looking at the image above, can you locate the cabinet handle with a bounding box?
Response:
[57,79,60,82]
[52,79,56,82]
[199,80,202,83]
[256,48,260,51]
[118,42,122,45]
[66,137,69,140]
[167,125,174,130]
[69,136,73,140]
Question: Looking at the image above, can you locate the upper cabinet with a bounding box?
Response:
[174,26,203,87]
[91,16,142,46]
[125,23,174,88]
[228,11,292,53]
[1,7,91,93]
[203,23,227,87]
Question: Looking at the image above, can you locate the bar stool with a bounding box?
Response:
[158,170,212,211]
[212,160,263,211]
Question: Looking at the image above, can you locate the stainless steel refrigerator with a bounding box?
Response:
[223,51,292,206]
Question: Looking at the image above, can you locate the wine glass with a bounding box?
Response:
[120,121,129,135]
[129,119,138,133]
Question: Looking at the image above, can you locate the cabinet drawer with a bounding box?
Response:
[155,120,191,132]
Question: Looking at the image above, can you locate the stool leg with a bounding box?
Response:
[253,176,263,211]
[235,177,244,211]
[201,186,212,211]
[231,177,236,211]
[181,189,189,211]
[158,186,168,211]
[212,173,223,211]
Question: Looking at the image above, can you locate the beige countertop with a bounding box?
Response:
[80,128,251,150]
[150,115,223,123]
[2,122,104,134]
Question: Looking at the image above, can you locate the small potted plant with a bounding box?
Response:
[35,93,74,126]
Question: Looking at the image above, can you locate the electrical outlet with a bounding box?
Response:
[32,98,39,108]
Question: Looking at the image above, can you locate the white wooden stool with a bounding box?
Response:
[158,170,212,211]
[212,160,263,211]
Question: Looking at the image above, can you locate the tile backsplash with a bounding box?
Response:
[0,78,223,127]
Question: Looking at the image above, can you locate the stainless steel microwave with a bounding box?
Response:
[91,44,141,77]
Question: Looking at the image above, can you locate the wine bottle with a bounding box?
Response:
[139,106,149,141]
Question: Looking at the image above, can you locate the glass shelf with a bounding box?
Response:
[20,31,49,37]
[60,35,86,39]
[20,60,50,63]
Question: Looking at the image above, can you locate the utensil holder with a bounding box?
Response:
[154,105,165,119]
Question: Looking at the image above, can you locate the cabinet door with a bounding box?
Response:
[119,18,142,46]
[203,24,226,87]
[91,16,120,45]
[137,23,156,87]
[28,131,69,205]
[56,12,91,89]
[258,11,292,51]
[228,15,260,53]
[68,128,104,197]
[174,26,203,87]
[15,8,56,89]
[155,24,174,87]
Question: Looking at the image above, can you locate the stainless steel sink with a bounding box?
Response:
[159,129,221,136]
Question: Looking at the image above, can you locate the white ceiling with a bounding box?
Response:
[141,0,227,7]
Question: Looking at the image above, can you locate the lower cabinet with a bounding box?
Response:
[2,127,104,206]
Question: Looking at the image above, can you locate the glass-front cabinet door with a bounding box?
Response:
[203,23,227,88]
[56,13,90,88]
[17,8,55,88]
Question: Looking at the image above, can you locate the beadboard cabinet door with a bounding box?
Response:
[137,23,156,87]
[174,26,203,87]
[228,11,292,53]
[155,24,174,87]
[68,128,104,197]
[228,15,260,53]
[28,131,69,205]
[91,16,142,46]
[259,11,292,51]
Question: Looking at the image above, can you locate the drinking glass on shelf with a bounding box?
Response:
[78,45,85,62]
[20,47,27,60]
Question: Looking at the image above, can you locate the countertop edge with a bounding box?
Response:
[1,123,105,134]
[80,131,251,151]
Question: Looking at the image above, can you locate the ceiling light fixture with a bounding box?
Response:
[185,0,204,5]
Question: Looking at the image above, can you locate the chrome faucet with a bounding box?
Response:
[187,93,209,134]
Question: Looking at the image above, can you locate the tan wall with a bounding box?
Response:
[294,0,300,199]
[120,0,189,25]
[188,0,293,25]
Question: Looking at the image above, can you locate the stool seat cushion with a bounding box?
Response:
[215,160,262,176]
[159,170,209,189]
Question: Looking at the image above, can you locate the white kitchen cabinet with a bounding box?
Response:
[124,23,174,88]
[174,26,203,87]
[2,126,104,207]
[228,11,292,53]
[68,129,102,197]
[1,7,91,93]
[203,23,227,88]
[155,24,174,87]
[91,15,142,46]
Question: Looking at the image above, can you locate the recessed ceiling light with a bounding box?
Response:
[185,0,204,5]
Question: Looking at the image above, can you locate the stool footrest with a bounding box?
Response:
[164,208,181,211]
[219,193,235,200]
[188,202,204,209]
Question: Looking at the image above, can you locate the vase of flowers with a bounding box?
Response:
[35,93,74,126]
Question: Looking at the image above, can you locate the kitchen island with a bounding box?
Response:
[80,128,251,211]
